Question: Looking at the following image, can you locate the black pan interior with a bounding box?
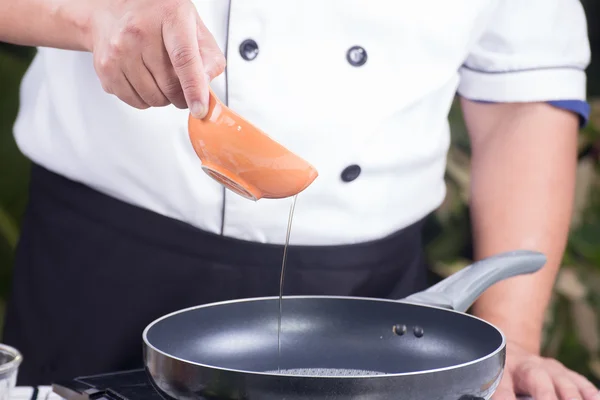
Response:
[145,297,503,375]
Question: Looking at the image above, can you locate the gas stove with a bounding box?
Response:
[11,369,164,400]
[51,369,164,399]
[12,369,535,400]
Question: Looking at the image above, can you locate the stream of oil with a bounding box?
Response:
[277,194,298,373]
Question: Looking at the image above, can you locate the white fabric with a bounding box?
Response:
[7,387,33,400]
[10,386,62,399]
[13,0,591,246]
[457,0,591,102]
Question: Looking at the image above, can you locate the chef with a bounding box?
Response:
[0,0,597,399]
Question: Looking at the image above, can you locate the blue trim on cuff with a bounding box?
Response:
[461,64,587,74]
[547,100,590,128]
[468,99,590,128]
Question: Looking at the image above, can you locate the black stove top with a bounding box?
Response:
[52,369,167,400]
[50,369,535,400]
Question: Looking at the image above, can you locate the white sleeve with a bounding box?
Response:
[458,0,592,102]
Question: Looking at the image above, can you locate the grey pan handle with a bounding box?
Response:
[402,250,546,313]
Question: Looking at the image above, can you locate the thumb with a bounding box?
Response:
[492,372,517,400]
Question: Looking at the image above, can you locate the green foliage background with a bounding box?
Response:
[0,2,599,385]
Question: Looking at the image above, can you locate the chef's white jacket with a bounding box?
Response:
[12,0,591,246]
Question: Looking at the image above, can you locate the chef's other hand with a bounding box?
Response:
[492,340,599,400]
[88,0,226,118]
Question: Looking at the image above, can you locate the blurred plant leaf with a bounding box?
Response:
[555,268,587,300]
[0,206,18,250]
[569,218,600,266]
[579,101,600,157]
[424,212,472,262]
[590,100,600,128]
[590,357,600,381]
[0,48,32,222]
[572,158,596,228]
[435,181,465,224]
[431,258,471,278]
[572,299,599,355]
[542,297,568,358]
[0,46,32,290]
[445,147,471,202]
[447,98,471,153]
[0,42,36,61]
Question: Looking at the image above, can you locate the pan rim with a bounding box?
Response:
[142,295,506,379]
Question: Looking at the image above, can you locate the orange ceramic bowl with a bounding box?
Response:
[188,90,319,201]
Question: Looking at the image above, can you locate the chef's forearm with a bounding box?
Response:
[461,99,579,354]
[0,0,91,51]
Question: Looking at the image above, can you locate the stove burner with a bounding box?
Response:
[50,369,535,400]
[52,369,166,400]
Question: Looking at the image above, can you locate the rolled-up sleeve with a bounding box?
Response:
[458,0,591,103]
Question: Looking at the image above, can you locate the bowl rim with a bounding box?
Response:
[0,344,22,375]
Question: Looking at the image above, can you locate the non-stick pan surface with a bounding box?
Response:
[143,250,547,400]
[145,296,502,375]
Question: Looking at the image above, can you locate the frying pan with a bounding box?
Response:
[143,250,545,400]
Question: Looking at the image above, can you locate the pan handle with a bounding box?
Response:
[401,250,546,313]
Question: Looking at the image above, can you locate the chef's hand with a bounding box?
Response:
[493,339,599,400]
[86,0,226,118]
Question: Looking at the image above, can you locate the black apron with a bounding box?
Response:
[3,164,430,386]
